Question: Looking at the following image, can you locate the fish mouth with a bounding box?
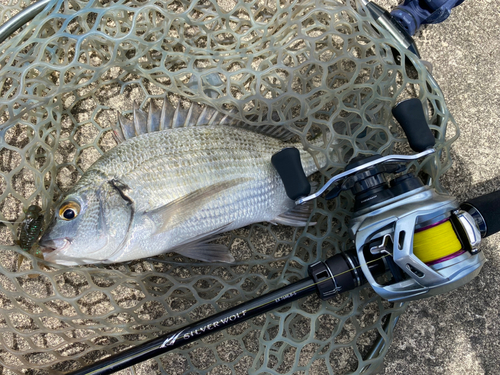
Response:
[39,237,109,266]
[40,238,78,265]
[39,237,71,254]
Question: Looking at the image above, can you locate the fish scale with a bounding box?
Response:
[97,127,302,209]
[40,101,326,265]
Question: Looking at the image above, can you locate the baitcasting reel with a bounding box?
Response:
[273,98,489,302]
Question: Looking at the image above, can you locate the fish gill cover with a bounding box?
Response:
[0,0,456,373]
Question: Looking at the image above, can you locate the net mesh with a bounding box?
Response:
[0,0,457,373]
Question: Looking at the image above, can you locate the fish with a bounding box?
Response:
[38,99,325,266]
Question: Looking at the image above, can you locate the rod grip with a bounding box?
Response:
[392,98,435,152]
[463,190,500,238]
[271,148,311,200]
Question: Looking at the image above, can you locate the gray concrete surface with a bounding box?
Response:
[0,1,498,374]
[377,1,500,374]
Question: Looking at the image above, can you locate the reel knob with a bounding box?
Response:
[271,148,311,200]
[392,98,436,152]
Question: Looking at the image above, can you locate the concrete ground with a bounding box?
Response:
[0,1,498,374]
[376,1,500,374]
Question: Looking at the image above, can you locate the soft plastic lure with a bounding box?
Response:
[17,205,44,269]
[19,205,44,251]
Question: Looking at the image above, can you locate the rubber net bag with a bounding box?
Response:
[0,0,457,373]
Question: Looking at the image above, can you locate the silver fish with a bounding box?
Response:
[39,100,324,265]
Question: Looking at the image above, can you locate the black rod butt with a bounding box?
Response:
[462,189,500,237]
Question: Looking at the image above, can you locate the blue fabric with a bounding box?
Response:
[391,0,466,35]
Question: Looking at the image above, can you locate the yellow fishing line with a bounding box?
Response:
[413,220,462,263]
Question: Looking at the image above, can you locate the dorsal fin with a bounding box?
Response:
[112,99,298,143]
[112,100,231,142]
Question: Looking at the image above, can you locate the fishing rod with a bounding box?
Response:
[67,253,388,374]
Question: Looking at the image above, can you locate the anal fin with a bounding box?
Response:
[169,223,235,263]
[173,241,235,263]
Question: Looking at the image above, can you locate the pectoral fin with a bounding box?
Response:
[146,177,250,235]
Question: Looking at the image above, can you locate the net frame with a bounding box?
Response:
[0,0,457,373]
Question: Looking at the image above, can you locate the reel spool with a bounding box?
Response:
[412,219,463,264]
[272,98,486,302]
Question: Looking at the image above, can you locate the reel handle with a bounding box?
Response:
[392,98,436,152]
[271,147,311,200]
[462,190,500,238]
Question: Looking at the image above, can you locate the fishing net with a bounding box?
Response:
[0,0,457,373]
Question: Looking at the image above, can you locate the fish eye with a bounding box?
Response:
[59,201,80,221]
